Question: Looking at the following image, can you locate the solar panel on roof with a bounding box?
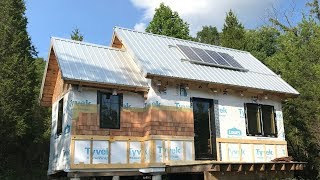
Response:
[177,44,245,71]
[218,52,243,68]
[204,50,230,66]
[191,47,217,64]
[177,44,203,62]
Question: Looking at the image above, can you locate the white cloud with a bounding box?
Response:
[130,0,280,36]
[134,22,146,32]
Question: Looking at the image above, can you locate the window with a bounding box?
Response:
[57,98,63,135]
[245,103,277,137]
[98,91,122,129]
[180,85,188,97]
[246,103,261,135]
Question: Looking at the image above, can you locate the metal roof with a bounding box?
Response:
[51,37,148,89]
[114,27,299,95]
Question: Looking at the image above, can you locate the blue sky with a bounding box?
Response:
[25,0,309,58]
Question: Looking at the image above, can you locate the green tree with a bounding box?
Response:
[71,27,84,41]
[245,27,280,63]
[221,10,246,49]
[0,0,50,178]
[0,0,36,176]
[196,25,220,45]
[307,0,320,21]
[266,18,320,179]
[146,3,190,40]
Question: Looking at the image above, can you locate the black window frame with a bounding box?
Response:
[244,103,277,137]
[97,91,122,129]
[56,98,63,136]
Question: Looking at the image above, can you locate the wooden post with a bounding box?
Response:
[70,139,75,167]
[183,141,186,161]
[141,140,145,164]
[238,143,242,162]
[216,141,220,161]
[226,143,229,161]
[151,140,156,163]
[163,140,167,162]
[90,140,93,164]
[127,141,130,164]
[263,144,266,161]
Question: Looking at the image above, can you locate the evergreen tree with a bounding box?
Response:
[0,0,35,141]
[0,0,50,178]
[196,26,220,45]
[221,10,246,49]
[71,28,84,41]
[146,3,190,40]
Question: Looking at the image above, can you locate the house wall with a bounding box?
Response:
[47,65,73,175]
[70,85,194,137]
[145,80,287,162]
[145,80,285,140]
[47,90,73,175]
[48,80,288,174]
[66,84,195,170]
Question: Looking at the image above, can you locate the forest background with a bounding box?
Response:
[0,0,319,179]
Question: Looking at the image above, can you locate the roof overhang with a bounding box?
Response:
[146,73,299,99]
[64,79,149,93]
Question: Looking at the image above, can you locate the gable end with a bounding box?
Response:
[40,48,64,107]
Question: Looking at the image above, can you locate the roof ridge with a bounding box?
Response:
[114,26,249,54]
[51,37,125,52]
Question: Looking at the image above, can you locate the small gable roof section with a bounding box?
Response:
[114,27,299,96]
[40,37,148,106]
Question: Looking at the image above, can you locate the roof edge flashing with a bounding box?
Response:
[114,26,250,54]
[51,37,125,52]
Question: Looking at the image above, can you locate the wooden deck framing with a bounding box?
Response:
[165,161,305,174]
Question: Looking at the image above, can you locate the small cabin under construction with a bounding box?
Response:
[40,27,304,179]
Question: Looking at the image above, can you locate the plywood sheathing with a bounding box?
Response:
[111,34,123,49]
[40,49,61,107]
[52,70,65,103]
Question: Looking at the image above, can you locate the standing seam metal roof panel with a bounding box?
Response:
[114,27,299,95]
[51,37,148,89]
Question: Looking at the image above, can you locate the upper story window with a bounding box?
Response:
[245,103,277,137]
[56,98,63,135]
[98,91,122,129]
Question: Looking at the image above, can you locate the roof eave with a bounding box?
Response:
[63,77,149,92]
[146,73,299,98]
